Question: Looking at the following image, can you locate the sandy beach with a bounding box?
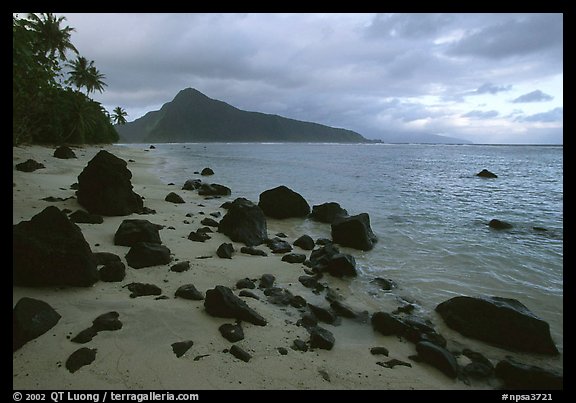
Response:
[13,144,501,390]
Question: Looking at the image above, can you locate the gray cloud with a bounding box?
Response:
[462,110,500,119]
[511,90,554,103]
[516,107,563,122]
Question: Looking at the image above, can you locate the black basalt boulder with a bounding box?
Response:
[68,210,104,224]
[415,341,459,379]
[435,296,559,355]
[198,183,231,196]
[13,206,98,287]
[495,358,563,389]
[218,198,268,246]
[114,219,163,246]
[53,146,77,159]
[125,242,171,269]
[13,297,61,351]
[310,202,349,224]
[331,213,377,251]
[476,169,498,178]
[76,150,143,216]
[258,185,310,219]
[489,219,513,230]
[15,159,45,172]
[204,285,267,326]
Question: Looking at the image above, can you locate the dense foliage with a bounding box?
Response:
[13,13,121,145]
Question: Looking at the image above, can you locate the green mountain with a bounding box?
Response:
[116,88,371,143]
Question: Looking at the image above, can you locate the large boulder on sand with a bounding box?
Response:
[114,219,163,246]
[331,213,377,251]
[13,206,98,287]
[76,150,143,216]
[435,296,559,355]
[310,202,348,224]
[204,285,267,326]
[13,297,61,351]
[218,198,268,246]
[258,185,310,219]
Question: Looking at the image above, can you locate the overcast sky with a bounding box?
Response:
[54,13,563,144]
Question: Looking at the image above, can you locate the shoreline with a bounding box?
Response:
[12,144,554,390]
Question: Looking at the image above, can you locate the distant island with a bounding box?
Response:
[116,88,375,143]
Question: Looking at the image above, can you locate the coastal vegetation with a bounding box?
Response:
[13,13,122,146]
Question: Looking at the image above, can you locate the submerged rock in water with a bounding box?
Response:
[435,295,559,355]
[488,219,513,230]
[476,169,498,178]
[310,202,349,224]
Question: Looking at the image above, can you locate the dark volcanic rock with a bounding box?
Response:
[236,278,256,290]
[76,150,144,216]
[216,243,235,259]
[204,286,267,326]
[310,202,349,224]
[188,229,211,242]
[125,282,162,298]
[125,242,171,269]
[201,167,214,176]
[371,277,398,291]
[330,300,361,319]
[219,322,244,342]
[265,288,295,306]
[66,347,97,373]
[292,339,309,352]
[258,274,275,289]
[495,358,563,390]
[165,192,185,204]
[370,346,390,356]
[219,198,268,246]
[282,253,307,264]
[182,179,202,190]
[331,213,377,251]
[240,246,268,256]
[13,297,61,352]
[198,183,231,196]
[377,359,412,369]
[258,185,311,219]
[171,341,194,358]
[99,261,126,282]
[309,326,335,350]
[93,252,121,266]
[175,284,204,300]
[230,345,252,362]
[298,275,325,293]
[489,219,513,230]
[462,349,494,379]
[170,261,190,272]
[13,206,98,287]
[436,296,558,355]
[68,210,103,224]
[114,219,163,246]
[239,290,260,300]
[308,304,338,324]
[293,235,315,250]
[53,145,77,159]
[92,311,123,332]
[71,327,98,344]
[309,243,340,269]
[16,159,45,172]
[476,169,498,178]
[324,253,357,277]
[371,312,409,336]
[201,217,220,227]
[266,237,292,254]
[415,341,459,379]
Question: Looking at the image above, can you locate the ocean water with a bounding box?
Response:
[129,143,563,353]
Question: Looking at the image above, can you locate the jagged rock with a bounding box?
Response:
[114,219,163,246]
[125,242,171,269]
[309,326,335,350]
[201,217,219,227]
[124,282,162,298]
[293,235,315,250]
[13,206,98,287]
[489,219,513,230]
[324,253,357,277]
[165,192,185,204]
[66,347,97,373]
[175,284,204,300]
[13,297,61,352]
[76,150,143,216]
[230,345,251,362]
[216,243,235,259]
[308,304,338,324]
[282,253,307,264]
[98,261,126,282]
[16,159,46,172]
[170,261,190,272]
[476,169,498,178]
[310,202,348,224]
[219,322,244,342]
[258,185,310,219]
[331,213,377,251]
[377,359,412,369]
[495,358,562,389]
[240,246,268,256]
[188,229,211,242]
[218,198,268,246]
[204,285,266,326]
[415,341,459,379]
[435,296,559,355]
[53,146,77,159]
[68,210,103,224]
[266,237,292,254]
[171,341,194,358]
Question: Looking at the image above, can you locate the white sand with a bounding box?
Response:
[13,144,487,390]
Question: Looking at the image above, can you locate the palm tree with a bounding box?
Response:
[25,13,78,61]
[112,106,128,125]
[66,56,107,94]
